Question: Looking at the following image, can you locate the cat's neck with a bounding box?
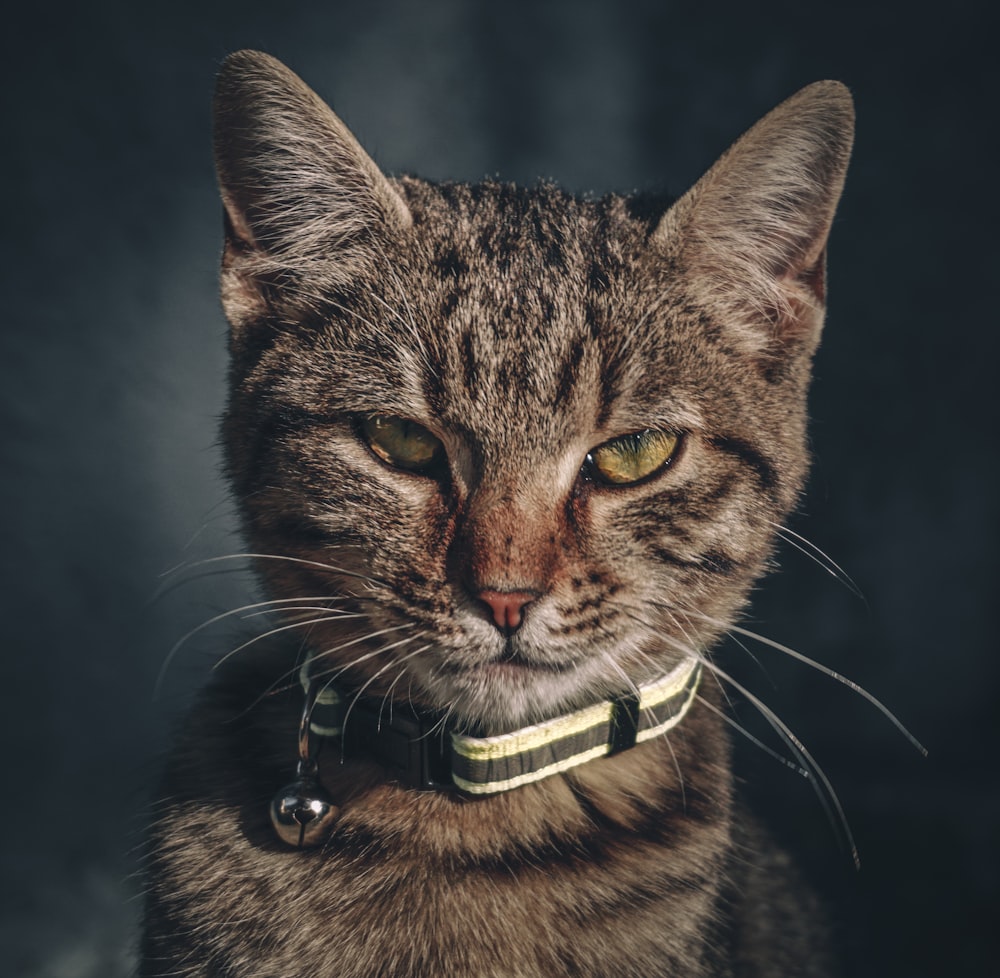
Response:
[300,656,703,798]
[204,640,732,861]
[309,684,733,859]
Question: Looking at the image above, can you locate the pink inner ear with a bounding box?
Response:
[477,590,538,632]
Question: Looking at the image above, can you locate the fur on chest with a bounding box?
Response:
[143,670,736,978]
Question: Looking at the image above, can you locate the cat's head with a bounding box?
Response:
[213,51,853,734]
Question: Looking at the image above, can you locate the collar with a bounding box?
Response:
[299,656,702,796]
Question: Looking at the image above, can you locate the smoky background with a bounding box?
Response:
[1,1,995,975]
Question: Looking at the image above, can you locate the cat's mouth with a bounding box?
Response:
[435,639,583,676]
[486,650,576,673]
[490,638,581,673]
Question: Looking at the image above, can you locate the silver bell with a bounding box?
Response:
[270,777,339,848]
[271,674,341,847]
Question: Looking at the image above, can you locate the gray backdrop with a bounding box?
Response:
[2,1,995,975]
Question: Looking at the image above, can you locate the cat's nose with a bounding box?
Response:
[477,589,538,632]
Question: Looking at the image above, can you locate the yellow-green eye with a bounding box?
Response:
[361,415,445,473]
[586,429,680,486]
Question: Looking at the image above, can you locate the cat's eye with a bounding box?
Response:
[585,429,680,486]
[361,415,445,473]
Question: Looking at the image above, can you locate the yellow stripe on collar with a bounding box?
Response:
[449,657,702,795]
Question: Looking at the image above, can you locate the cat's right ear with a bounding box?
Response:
[652,81,854,357]
[213,50,411,328]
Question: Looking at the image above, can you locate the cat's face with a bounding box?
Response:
[214,52,853,733]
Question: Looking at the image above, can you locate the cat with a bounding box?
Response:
[141,49,854,977]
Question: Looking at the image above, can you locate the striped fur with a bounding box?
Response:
[143,51,852,976]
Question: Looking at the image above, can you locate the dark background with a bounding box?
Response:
[2,1,995,975]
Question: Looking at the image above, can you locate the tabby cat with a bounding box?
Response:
[142,50,854,977]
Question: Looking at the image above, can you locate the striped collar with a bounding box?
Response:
[300,657,702,796]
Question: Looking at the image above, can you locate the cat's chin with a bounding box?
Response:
[406,652,640,734]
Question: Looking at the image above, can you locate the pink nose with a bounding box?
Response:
[477,590,538,632]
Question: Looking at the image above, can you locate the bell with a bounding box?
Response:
[270,777,339,848]
[271,674,341,847]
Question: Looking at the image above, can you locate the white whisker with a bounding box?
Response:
[768,521,865,601]
[668,605,926,757]
[695,694,808,777]
[241,605,363,621]
[377,659,413,730]
[154,595,356,697]
[337,642,434,735]
[237,627,422,718]
[700,655,860,870]
[309,629,426,691]
[215,620,412,673]
[158,552,386,589]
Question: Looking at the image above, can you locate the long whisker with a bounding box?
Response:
[241,605,364,621]
[309,630,427,691]
[768,521,866,601]
[668,607,742,714]
[153,596,357,697]
[214,620,413,673]
[667,604,926,756]
[158,552,387,590]
[695,694,809,777]
[237,626,422,718]
[613,596,863,861]
[724,632,773,687]
[147,566,257,606]
[615,599,736,717]
[377,656,418,730]
[701,655,860,870]
[177,493,240,552]
[368,645,434,733]
[421,699,457,743]
[374,246,437,376]
[335,642,434,736]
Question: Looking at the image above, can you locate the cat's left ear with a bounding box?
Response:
[654,81,854,353]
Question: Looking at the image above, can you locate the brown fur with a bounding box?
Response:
[142,50,853,976]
